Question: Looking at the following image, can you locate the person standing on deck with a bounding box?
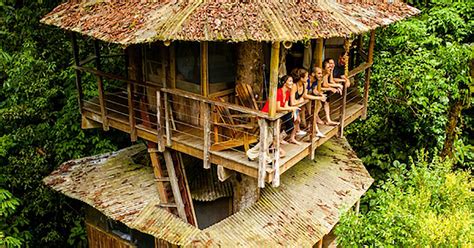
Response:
[246,75,299,162]
[308,66,338,129]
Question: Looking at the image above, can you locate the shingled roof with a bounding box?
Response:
[44,137,373,247]
[41,0,419,45]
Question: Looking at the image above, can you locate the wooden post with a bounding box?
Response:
[164,92,172,146]
[125,50,137,142]
[355,199,360,214]
[201,42,209,97]
[70,33,84,113]
[94,40,109,131]
[202,103,211,169]
[258,119,268,188]
[314,38,324,68]
[339,39,350,137]
[268,42,280,118]
[156,91,165,152]
[272,119,281,187]
[362,30,376,119]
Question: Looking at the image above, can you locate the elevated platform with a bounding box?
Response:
[82,87,364,183]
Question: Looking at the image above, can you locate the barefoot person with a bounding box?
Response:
[246,75,299,162]
[321,61,342,126]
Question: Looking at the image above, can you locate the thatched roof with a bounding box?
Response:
[44,137,373,247]
[41,0,419,45]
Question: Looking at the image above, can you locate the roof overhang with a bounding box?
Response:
[40,0,420,45]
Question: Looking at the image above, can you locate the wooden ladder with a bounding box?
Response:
[139,93,196,225]
[148,148,197,226]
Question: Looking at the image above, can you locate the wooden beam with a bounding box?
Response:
[201,42,209,97]
[202,103,211,169]
[363,30,376,119]
[70,33,84,113]
[164,92,172,146]
[272,119,281,187]
[127,80,137,142]
[314,38,324,68]
[258,119,268,188]
[268,42,280,118]
[217,165,234,182]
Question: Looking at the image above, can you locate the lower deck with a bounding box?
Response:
[82,86,364,183]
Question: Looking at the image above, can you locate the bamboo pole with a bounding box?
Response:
[268,42,280,118]
[339,39,350,137]
[201,42,209,97]
[70,33,84,114]
[362,30,376,119]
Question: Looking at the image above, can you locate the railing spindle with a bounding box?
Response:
[258,119,268,188]
[202,103,211,169]
[156,91,164,152]
[272,119,281,187]
[164,92,172,146]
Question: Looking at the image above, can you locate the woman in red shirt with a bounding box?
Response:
[247,75,299,162]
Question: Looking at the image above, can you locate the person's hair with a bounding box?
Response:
[291,68,308,83]
[311,66,322,74]
[323,58,333,69]
[278,75,292,88]
[339,52,346,58]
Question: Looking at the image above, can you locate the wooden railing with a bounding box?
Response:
[159,88,285,187]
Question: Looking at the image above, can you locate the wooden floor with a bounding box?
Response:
[82,89,364,183]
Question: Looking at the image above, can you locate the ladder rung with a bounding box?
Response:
[159,203,177,208]
[155,177,170,182]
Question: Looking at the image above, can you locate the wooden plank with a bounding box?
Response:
[268,42,280,117]
[161,88,284,121]
[363,30,376,119]
[201,42,209,97]
[70,33,84,113]
[314,38,324,68]
[96,75,109,131]
[258,119,268,188]
[156,91,164,152]
[163,150,188,221]
[202,103,211,169]
[272,119,281,187]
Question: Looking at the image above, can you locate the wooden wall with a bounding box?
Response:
[86,222,135,248]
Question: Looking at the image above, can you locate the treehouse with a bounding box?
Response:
[41,0,419,247]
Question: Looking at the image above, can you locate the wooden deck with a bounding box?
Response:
[82,89,364,183]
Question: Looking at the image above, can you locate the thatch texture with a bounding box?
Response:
[41,0,419,44]
[44,137,373,246]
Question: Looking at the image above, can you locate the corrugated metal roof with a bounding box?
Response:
[187,164,233,202]
[40,0,419,44]
[44,137,373,246]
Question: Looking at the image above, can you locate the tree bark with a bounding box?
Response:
[236,42,264,99]
[231,173,260,213]
[440,99,463,159]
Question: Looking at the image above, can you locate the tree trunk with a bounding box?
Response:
[231,173,260,213]
[440,99,463,159]
[236,42,264,99]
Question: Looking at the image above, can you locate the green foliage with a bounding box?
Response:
[0,1,127,247]
[335,154,473,246]
[346,0,474,174]
[0,189,28,248]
